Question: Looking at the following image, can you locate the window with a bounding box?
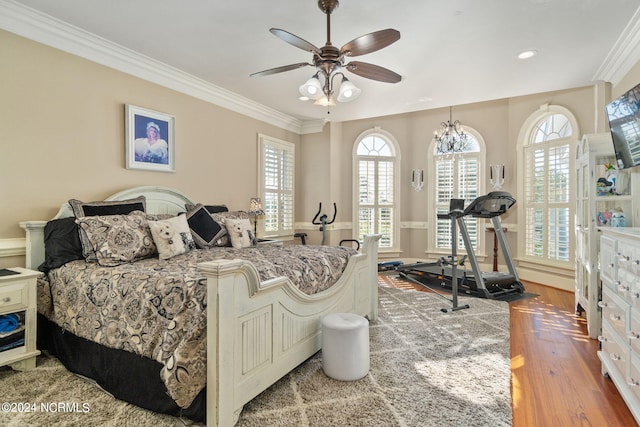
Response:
[520,110,575,265]
[430,133,484,253]
[353,129,399,250]
[258,134,295,239]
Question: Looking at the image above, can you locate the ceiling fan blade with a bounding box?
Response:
[345,61,402,83]
[341,29,400,57]
[270,28,321,55]
[250,62,311,78]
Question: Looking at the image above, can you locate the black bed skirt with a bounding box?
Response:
[37,314,206,423]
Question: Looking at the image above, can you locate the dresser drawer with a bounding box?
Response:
[0,281,28,313]
[600,321,629,379]
[630,353,640,402]
[630,311,640,355]
[601,286,629,340]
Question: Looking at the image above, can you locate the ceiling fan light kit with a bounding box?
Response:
[251,0,401,109]
[336,76,361,102]
[299,73,324,99]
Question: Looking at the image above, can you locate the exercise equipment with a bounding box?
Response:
[398,192,524,306]
[313,202,336,246]
[295,203,360,249]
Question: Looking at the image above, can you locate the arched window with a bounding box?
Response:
[353,129,400,250]
[428,130,485,253]
[518,106,577,265]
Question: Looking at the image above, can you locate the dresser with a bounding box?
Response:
[0,267,40,370]
[599,228,640,423]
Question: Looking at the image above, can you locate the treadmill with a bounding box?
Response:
[398,191,525,299]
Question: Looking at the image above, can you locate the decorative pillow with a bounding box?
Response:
[185,203,229,214]
[211,211,250,247]
[225,218,256,249]
[75,211,156,267]
[146,213,175,221]
[185,204,227,248]
[38,217,84,273]
[148,215,196,260]
[69,196,146,262]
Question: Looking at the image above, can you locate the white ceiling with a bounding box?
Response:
[7,0,640,125]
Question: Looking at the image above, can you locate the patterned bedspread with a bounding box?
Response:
[37,244,357,408]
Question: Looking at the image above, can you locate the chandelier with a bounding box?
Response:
[433,107,469,155]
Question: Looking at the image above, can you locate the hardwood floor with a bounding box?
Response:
[381,275,638,426]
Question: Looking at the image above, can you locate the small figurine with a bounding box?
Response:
[597,177,613,195]
[611,208,627,227]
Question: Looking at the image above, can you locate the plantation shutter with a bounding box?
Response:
[523,134,571,262]
[434,155,480,251]
[355,133,397,250]
[260,136,295,238]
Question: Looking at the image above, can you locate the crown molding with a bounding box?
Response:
[0,0,319,135]
[593,6,640,85]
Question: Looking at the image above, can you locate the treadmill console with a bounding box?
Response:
[464,191,515,218]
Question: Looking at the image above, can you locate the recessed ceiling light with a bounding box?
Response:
[406,97,433,106]
[517,50,538,59]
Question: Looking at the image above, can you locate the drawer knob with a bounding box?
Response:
[611,314,622,321]
[629,378,640,387]
[629,332,640,340]
[598,335,608,343]
[598,301,608,308]
[1,297,10,303]
[610,353,622,361]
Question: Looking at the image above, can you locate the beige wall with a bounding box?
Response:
[0,30,299,268]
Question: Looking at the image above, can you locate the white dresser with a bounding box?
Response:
[599,228,640,423]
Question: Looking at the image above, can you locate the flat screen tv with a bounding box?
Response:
[606,82,640,169]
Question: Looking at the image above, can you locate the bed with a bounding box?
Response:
[19,186,380,426]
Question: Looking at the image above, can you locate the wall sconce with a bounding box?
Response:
[411,168,424,192]
[490,164,505,190]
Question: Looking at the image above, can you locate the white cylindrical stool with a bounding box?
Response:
[321,312,369,381]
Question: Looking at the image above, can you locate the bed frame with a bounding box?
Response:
[19,186,381,426]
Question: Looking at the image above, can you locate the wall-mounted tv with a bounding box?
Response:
[605,82,640,169]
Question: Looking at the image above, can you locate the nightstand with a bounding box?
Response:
[0,267,41,371]
[256,239,283,246]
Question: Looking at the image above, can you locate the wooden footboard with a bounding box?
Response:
[198,234,380,426]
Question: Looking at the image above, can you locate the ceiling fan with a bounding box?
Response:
[250,0,401,105]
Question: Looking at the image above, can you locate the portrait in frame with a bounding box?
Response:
[125,104,175,172]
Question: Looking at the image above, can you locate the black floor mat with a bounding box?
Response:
[388,273,538,303]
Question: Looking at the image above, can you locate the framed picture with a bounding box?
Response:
[125,104,175,172]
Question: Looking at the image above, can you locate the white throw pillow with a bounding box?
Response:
[225,218,256,249]
[148,215,196,260]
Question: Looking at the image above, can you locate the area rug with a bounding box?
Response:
[0,284,511,427]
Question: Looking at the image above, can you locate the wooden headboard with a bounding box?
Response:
[19,186,195,270]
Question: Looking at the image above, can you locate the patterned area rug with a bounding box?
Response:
[0,282,511,426]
